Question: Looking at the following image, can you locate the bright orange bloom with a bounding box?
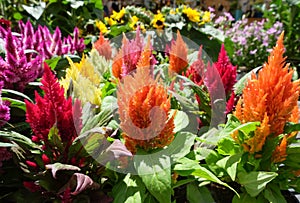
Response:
[112,50,123,79]
[136,36,152,70]
[117,67,175,153]
[169,30,188,74]
[93,33,112,60]
[272,136,287,163]
[233,32,300,154]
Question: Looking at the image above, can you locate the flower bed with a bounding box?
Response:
[0,2,300,203]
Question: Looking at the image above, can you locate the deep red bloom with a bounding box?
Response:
[25,63,82,145]
[213,44,237,96]
[42,154,51,165]
[26,160,38,168]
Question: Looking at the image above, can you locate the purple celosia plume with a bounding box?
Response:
[0,30,42,91]
[0,20,85,91]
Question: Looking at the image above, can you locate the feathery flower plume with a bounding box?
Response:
[169,30,188,74]
[117,67,175,153]
[93,33,112,60]
[213,44,237,97]
[0,30,42,91]
[60,56,102,106]
[25,63,82,145]
[233,32,300,155]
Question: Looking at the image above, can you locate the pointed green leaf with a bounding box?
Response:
[238,171,278,197]
[187,182,215,203]
[112,174,146,203]
[216,153,242,181]
[192,166,239,196]
[134,155,171,203]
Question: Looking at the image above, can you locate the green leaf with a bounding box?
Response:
[217,138,240,155]
[48,126,63,150]
[192,166,238,196]
[0,131,36,148]
[187,182,214,203]
[238,171,278,197]
[45,162,81,178]
[22,3,46,19]
[168,132,196,162]
[13,12,23,20]
[2,89,33,102]
[263,184,287,203]
[199,24,225,42]
[45,56,61,70]
[284,122,300,134]
[174,157,201,176]
[171,110,189,133]
[112,174,146,203]
[0,142,15,147]
[232,193,259,203]
[216,153,242,181]
[90,0,103,10]
[1,97,26,111]
[134,155,171,203]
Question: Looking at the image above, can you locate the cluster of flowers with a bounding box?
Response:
[96,5,213,35]
[215,14,283,69]
[0,20,85,91]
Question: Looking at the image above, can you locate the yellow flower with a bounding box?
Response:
[152,12,165,29]
[201,11,211,23]
[111,8,125,21]
[95,20,108,34]
[60,56,102,107]
[183,7,200,23]
[170,9,176,15]
[129,16,139,29]
[104,17,117,26]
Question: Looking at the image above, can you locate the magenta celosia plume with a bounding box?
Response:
[0,20,85,91]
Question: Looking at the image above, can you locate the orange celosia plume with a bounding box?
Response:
[117,67,175,153]
[169,30,188,74]
[233,32,300,155]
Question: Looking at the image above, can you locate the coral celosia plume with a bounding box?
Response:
[117,67,175,153]
[169,30,188,74]
[233,32,300,155]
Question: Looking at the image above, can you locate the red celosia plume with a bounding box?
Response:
[25,63,82,145]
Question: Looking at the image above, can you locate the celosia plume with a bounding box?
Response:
[25,63,82,145]
[60,56,102,106]
[0,20,85,91]
[213,44,237,97]
[117,67,175,153]
[93,33,112,60]
[112,27,156,80]
[169,30,188,74]
[233,32,300,155]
